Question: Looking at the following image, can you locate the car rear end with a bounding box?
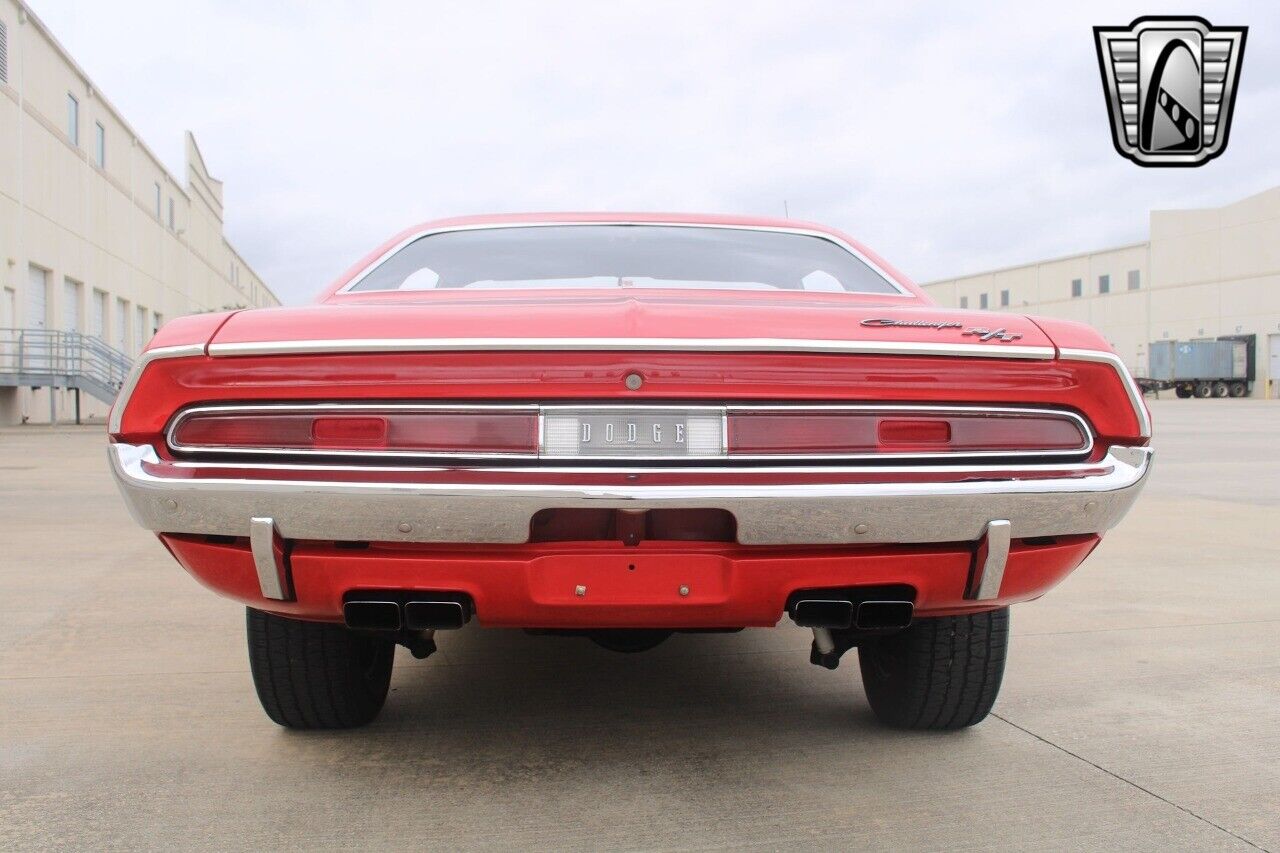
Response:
[112,339,1148,622]
[107,217,1151,730]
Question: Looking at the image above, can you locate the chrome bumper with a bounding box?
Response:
[110,443,1151,547]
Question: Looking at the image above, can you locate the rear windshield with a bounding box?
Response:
[345,225,903,295]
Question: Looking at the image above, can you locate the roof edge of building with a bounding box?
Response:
[920,240,1150,288]
[15,0,281,307]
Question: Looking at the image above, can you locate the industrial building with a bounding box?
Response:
[923,186,1280,398]
[0,0,279,424]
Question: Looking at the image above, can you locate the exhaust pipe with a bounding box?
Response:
[790,588,915,670]
[343,600,402,631]
[403,600,470,631]
[343,591,474,631]
[854,600,914,630]
[788,597,914,631]
[790,599,855,629]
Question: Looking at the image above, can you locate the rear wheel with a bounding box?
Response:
[858,608,1008,730]
[1230,381,1247,398]
[246,608,395,729]
[1194,381,1213,398]
[1213,381,1229,398]
[1175,385,1192,398]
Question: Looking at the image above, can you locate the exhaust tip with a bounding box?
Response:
[854,600,914,631]
[790,599,855,630]
[403,600,470,631]
[343,600,402,631]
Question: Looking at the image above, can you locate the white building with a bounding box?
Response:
[922,186,1280,398]
[0,0,279,424]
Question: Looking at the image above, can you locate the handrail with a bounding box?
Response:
[0,327,134,399]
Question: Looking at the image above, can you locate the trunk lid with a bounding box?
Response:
[208,292,1054,355]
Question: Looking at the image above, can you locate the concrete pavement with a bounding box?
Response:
[1,399,1277,851]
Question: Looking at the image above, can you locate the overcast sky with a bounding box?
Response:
[33,1,1280,305]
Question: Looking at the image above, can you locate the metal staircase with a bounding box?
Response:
[0,328,134,420]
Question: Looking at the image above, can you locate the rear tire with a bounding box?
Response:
[1230,381,1247,398]
[1194,381,1213,398]
[1212,381,1229,398]
[246,608,395,729]
[1175,385,1192,398]
[858,608,1009,730]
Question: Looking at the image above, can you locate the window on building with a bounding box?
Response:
[154,183,162,219]
[1098,274,1111,294]
[114,298,128,352]
[979,293,989,310]
[27,265,49,329]
[1128,269,1140,290]
[91,289,107,339]
[0,20,9,85]
[959,296,968,309]
[153,311,164,334]
[135,305,147,353]
[1000,289,1009,307]
[62,278,82,332]
[1071,278,1083,298]
[67,93,79,145]
[168,198,175,231]
[94,122,106,168]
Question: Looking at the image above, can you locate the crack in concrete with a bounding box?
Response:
[993,713,1269,852]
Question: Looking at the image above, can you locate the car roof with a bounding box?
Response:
[403,211,831,231]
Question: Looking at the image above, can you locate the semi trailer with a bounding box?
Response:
[1145,338,1251,398]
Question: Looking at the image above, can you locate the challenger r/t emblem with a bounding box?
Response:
[962,328,1022,343]
[1094,17,1246,167]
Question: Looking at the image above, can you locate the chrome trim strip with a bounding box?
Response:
[973,519,1012,600]
[165,402,1093,462]
[1058,348,1152,439]
[206,337,1057,361]
[175,403,542,413]
[110,443,1152,547]
[540,404,726,412]
[249,517,290,601]
[333,221,916,297]
[159,457,1117,476]
[107,344,206,435]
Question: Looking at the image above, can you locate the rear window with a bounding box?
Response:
[345,225,903,295]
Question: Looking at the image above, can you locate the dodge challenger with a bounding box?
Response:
[108,214,1152,730]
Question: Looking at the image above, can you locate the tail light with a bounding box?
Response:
[169,408,538,456]
[726,408,1089,457]
[167,404,1090,460]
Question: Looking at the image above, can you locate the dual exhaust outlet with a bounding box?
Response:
[786,587,915,632]
[346,590,910,634]
[343,593,473,632]
[788,588,915,670]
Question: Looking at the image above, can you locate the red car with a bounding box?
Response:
[109,214,1151,730]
